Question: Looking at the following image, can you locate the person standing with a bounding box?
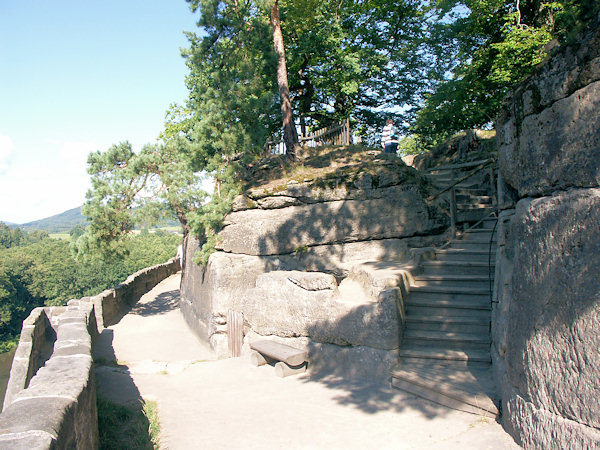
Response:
[381,119,399,154]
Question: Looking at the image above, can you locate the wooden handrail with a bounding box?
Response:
[426,159,492,172]
[427,160,494,202]
[265,118,351,154]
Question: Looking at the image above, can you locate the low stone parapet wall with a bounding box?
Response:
[0,257,181,449]
[0,301,98,448]
[90,257,181,329]
[2,307,63,411]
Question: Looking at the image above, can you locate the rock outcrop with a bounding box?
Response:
[494,18,600,449]
[181,151,446,379]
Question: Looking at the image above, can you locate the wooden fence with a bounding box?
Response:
[265,118,351,155]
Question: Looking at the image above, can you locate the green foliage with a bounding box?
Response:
[0,233,180,347]
[411,0,599,146]
[75,140,207,259]
[97,396,160,449]
[0,223,49,248]
[397,135,422,156]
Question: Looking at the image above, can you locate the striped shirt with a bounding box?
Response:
[381,124,399,147]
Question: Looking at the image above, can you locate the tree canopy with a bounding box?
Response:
[75,0,598,261]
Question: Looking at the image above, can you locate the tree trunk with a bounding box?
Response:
[271,0,300,158]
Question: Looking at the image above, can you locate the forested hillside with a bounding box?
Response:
[16,207,86,233]
[0,226,180,352]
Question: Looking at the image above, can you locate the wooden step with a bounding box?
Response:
[420,260,494,276]
[409,284,490,296]
[406,314,489,334]
[391,364,498,417]
[399,345,491,364]
[413,274,491,289]
[403,329,490,350]
[434,249,493,262]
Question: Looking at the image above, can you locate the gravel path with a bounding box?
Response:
[95,274,520,450]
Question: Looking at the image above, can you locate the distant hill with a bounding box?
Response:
[18,207,86,233]
[5,206,181,234]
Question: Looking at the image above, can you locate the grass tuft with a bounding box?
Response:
[97,395,161,449]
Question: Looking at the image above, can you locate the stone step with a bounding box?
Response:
[412,274,492,289]
[405,314,489,334]
[408,290,490,304]
[399,345,492,365]
[420,260,494,276]
[391,363,498,418]
[434,249,492,262]
[404,329,490,351]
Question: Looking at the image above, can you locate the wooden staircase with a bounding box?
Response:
[391,162,499,418]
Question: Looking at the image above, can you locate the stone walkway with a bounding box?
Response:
[94,274,520,450]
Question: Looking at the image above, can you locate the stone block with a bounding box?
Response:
[0,396,73,438]
[498,81,600,197]
[0,431,56,449]
[242,271,401,350]
[217,189,445,256]
[505,394,600,450]
[504,189,600,429]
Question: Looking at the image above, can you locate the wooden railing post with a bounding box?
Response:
[449,169,457,238]
[489,165,497,210]
[227,310,243,357]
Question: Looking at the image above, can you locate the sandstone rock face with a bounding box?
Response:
[497,23,600,197]
[505,191,600,427]
[220,186,444,256]
[181,153,445,372]
[242,271,401,350]
[494,18,600,449]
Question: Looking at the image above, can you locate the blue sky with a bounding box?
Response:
[0,0,200,224]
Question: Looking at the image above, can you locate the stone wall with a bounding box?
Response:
[0,258,181,449]
[181,159,444,380]
[89,258,181,329]
[494,18,600,449]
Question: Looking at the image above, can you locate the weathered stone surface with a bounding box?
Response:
[493,189,600,448]
[241,271,401,350]
[218,188,444,256]
[505,394,600,450]
[0,431,56,449]
[181,234,435,357]
[243,331,398,381]
[257,195,302,209]
[497,21,600,197]
[286,271,338,291]
[498,81,600,197]
[3,310,55,412]
[503,190,600,429]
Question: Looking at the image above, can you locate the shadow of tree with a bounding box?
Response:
[130,290,180,317]
[299,374,458,419]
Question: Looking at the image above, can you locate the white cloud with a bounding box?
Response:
[0,134,14,174]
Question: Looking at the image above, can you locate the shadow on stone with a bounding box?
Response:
[93,329,158,448]
[130,290,180,317]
